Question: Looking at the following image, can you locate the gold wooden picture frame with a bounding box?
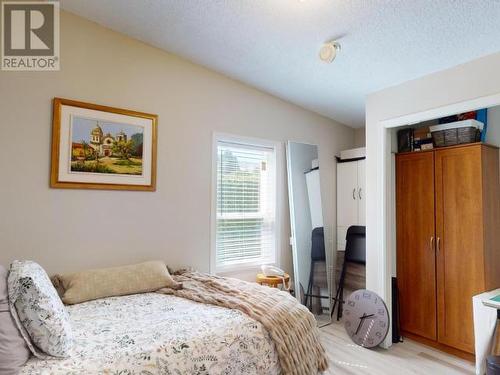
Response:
[50,98,157,191]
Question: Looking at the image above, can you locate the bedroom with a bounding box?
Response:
[0,1,499,374]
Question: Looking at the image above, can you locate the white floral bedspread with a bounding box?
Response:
[21,293,281,374]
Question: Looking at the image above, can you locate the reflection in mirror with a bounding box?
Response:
[286,142,331,324]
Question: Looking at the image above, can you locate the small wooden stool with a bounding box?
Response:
[256,273,290,289]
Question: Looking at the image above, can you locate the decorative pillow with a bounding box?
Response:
[53,260,181,305]
[8,260,73,358]
[0,265,31,374]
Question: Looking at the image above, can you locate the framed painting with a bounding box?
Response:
[50,98,157,191]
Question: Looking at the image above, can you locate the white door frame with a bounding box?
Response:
[375,91,500,348]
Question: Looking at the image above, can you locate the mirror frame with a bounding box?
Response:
[285,141,332,325]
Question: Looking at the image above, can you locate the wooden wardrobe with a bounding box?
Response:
[396,143,500,359]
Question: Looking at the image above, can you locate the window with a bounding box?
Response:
[213,135,279,272]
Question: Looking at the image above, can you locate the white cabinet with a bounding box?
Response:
[337,159,365,250]
[357,159,366,226]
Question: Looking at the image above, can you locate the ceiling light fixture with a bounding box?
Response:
[319,41,341,63]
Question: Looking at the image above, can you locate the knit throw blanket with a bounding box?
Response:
[157,272,328,375]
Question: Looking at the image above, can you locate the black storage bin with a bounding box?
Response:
[487,356,500,375]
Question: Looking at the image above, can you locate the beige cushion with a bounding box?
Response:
[53,261,180,305]
[0,265,31,374]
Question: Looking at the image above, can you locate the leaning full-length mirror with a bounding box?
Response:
[286,142,331,323]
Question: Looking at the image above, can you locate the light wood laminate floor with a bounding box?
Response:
[320,322,475,374]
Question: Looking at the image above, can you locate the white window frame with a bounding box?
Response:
[210,132,283,274]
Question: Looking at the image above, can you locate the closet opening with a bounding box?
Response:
[389,106,500,361]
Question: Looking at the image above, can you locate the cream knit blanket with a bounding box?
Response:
[157,271,328,375]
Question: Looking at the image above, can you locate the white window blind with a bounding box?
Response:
[216,140,277,270]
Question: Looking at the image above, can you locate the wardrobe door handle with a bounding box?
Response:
[358,188,362,200]
[429,236,434,252]
[436,237,441,253]
[352,188,356,200]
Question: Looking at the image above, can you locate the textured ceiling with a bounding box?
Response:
[61,0,500,128]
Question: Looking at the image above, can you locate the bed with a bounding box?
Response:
[21,293,281,374]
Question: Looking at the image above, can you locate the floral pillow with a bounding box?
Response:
[8,260,73,358]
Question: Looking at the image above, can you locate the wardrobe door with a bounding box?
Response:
[337,161,358,250]
[435,145,483,354]
[396,152,437,340]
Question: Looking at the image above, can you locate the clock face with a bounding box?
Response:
[343,289,389,348]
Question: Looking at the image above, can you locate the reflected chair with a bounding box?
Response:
[304,227,326,312]
[331,225,366,320]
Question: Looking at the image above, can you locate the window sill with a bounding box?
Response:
[216,266,266,283]
[215,259,275,275]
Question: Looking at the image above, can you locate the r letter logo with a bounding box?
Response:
[2,1,59,71]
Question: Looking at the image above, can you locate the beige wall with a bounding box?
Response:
[353,127,366,147]
[487,106,500,148]
[0,11,354,277]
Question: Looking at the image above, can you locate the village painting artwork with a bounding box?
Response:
[70,116,144,175]
[51,98,157,191]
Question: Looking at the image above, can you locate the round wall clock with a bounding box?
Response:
[343,289,390,348]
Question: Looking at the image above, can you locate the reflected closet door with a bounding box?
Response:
[337,162,358,250]
[396,151,437,340]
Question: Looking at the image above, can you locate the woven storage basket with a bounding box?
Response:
[430,120,482,148]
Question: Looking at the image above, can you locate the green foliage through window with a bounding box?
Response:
[216,142,275,268]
